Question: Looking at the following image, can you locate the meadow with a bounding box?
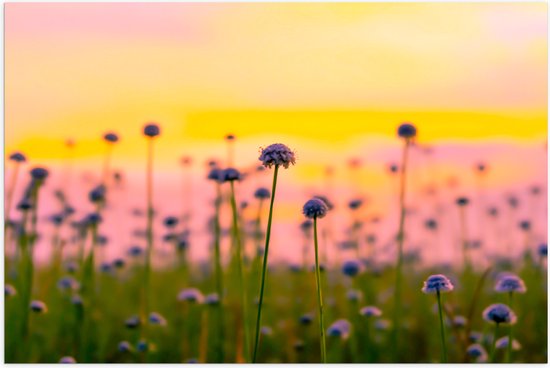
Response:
[4,123,548,364]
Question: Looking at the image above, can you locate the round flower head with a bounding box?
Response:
[57,276,80,292]
[5,284,17,297]
[59,356,76,364]
[456,197,469,206]
[225,133,235,141]
[30,300,48,313]
[258,143,296,169]
[397,122,417,139]
[495,336,521,351]
[425,218,438,230]
[9,152,26,162]
[466,344,488,362]
[50,213,64,226]
[113,258,125,269]
[17,200,32,211]
[482,303,517,325]
[360,306,382,318]
[348,198,363,210]
[469,331,483,343]
[86,213,102,226]
[342,260,362,277]
[30,167,49,181]
[103,132,119,143]
[136,340,148,353]
[128,246,144,257]
[89,185,106,203]
[453,315,467,328]
[149,312,167,326]
[488,207,499,217]
[421,274,454,294]
[207,168,223,182]
[178,288,204,303]
[519,220,531,231]
[163,216,179,228]
[260,326,273,336]
[254,187,271,200]
[299,313,313,326]
[346,289,362,302]
[143,123,160,138]
[538,243,547,257]
[118,341,133,353]
[327,319,351,340]
[302,198,328,219]
[205,293,220,306]
[476,162,487,173]
[125,315,141,329]
[494,274,527,293]
[221,167,241,182]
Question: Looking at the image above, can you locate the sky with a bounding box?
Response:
[4,2,548,265]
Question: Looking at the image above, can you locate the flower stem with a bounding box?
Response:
[213,183,224,362]
[391,139,410,360]
[436,290,448,363]
[490,323,499,363]
[507,292,513,363]
[252,165,279,363]
[229,181,251,362]
[313,217,327,363]
[142,138,154,340]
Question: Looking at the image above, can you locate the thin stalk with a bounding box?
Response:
[459,207,469,270]
[5,162,20,223]
[436,290,448,363]
[213,183,224,362]
[313,217,327,363]
[142,138,154,341]
[252,165,279,363]
[391,139,410,360]
[490,323,499,363]
[507,292,513,363]
[229,181,251,362]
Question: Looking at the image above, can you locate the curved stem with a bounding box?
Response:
[313,217,327,363]
[436,290,448,363]
[252,165,279,363]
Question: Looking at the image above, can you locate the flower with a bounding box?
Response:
[258,143,296,169]
[346,289,362,302]
[143,123,160,138]
[421,274,454,294]
[260,326,273,336]
[205,293,220,306]
[177,288,204,303]
[113,258,125,269]
[397,122,417,139]
[495,336,521,350]
[5,284,17,297]
[221,167,241,182]
[453,315,467,328]
[476,162,487,173]
[118,341,133,353]
[136,340,148,352]
[342,260,362,277]
[494,274,527,293]
[299,313,313,326]
[360,306,382,318]
[348,199,363,210]
[207,168,223,182]
[30,300,48,313]
[86,213,102,226]
[125,315,141,329]
[103,132,119,143]
[469,331,483,343]
[538,243,547,257]
[9,152,26,162]
[456,197,469,206]
[425,218,438,230]
[375,319,391,331]
[163,216,179,228]
[466,344,488,362]
[49,213,64,226]
[89,185,106,203]
[59,356,76,363]
[519,220,531,231]
[149,312,167,326]
[327,319,351,339]
[71,295,83,306]
[128,246,144,257]
[302,198,328,219]
[30,167,49,181]
[225,133,235,141]
[482,303,517,325]
[57,276,80,292]
[254,187,271,200]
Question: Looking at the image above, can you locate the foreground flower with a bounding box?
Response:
[467,344,488,363]
[483,303,517,362]
[252,143,295,363]
[178,288,204,303]
[422,274,454,363]
[30,300,48,313]
[495,274,527,294]
[327,319,351,340]
[360,306,382,318]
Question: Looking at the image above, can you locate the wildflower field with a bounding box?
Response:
[4,2,548,364]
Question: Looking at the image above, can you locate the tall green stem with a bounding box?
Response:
[143,138,154,337]
[313,217,327,363]
[490,323,499,363]
[229,181,251,362]
[5,162,20,224]
[507,292,513,363]
[213,183,224,362]
[252,165,279,363]
[391,139,410,360]
[436,291,448,363]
